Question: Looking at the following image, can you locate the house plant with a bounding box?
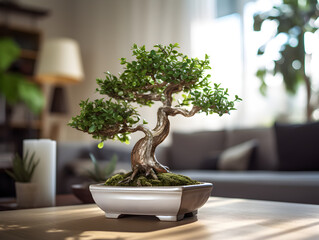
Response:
[0,37,45,115]
[71,153,118,203]
[253,0,319,121]
[5,151,39,208]
[69,43,241,220]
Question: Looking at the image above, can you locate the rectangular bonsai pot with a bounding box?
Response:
[89,182,213,221]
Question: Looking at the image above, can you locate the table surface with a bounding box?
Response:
[0,194,83,211]
[0,197,318,240]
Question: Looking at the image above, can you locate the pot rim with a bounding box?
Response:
[89,182,213,192]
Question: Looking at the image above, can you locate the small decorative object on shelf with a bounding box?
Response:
[5,151,39,208]
[69,43,241,221]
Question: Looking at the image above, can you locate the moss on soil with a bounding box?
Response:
[105,172,200,187]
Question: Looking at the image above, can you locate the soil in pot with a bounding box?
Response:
[105,172,200,187]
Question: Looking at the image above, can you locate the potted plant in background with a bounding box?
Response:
[0,37,45,158]
[5,151,39,208]
[253,0,319,121]
[71,153,118,203]
[69,43,241,221]
[0,37,45,117]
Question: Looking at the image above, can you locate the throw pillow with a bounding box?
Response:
[217,140,258,171]
[274,122,319,171]
[200,151,221,170]
[201,140,258,171]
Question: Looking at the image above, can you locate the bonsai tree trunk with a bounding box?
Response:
[129,105,201,180]
[129,124,168,180]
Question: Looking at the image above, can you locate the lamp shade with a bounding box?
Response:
[36,38,84,84]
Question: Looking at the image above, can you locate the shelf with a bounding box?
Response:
[0,3,49,157]
[0,2,49,18]
[20,49,38,59]
[0,25,41,51]
[10,120,42,130]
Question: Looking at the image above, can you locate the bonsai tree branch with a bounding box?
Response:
[164,105,201,117]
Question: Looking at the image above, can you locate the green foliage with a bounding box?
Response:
[5,151,39,182]
[105,172,200,186]
[0,37,45,114]
[96,43,212,106]
[86,153,118,182]
[0,37,20,72]
[253,0,319,95]
[68,98,139,143]
[179,83,242,116]
[69,43,241,144]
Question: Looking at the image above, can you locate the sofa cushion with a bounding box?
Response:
[170,131,225,170]
[225,128,278,170]
[174,170,319,204]
[217,140,258,171]
[202,140,258,170]
[274,122,319,171]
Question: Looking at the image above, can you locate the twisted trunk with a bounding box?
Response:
[129,105,201,180]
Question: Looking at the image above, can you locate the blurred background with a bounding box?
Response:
[1,0,319,149]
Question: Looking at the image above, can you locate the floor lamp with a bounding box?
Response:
[35,38,84,140]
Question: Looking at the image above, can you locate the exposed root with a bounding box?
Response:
[130,168,139,181]
[147,168,158,179]
[118,172,133,185]
[118,164,167,184]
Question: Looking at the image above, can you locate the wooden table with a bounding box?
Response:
[0,197,318,240]
[0,194,83,211]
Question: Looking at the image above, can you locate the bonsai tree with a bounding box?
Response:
[69,43,241,183]
[253,0,319,121]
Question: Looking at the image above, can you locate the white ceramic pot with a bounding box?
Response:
[90,182,213,221]
[15,182,38,209]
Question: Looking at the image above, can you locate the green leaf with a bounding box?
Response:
[0,73,20,104]
[5,151,39,182]
[0,37,20,72]
[17,79,45,114]
[98,142,104,149]
[103,154,118,178]
[89,125,96,133]
[0,37,45,115]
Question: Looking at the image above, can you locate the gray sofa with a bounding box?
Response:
[57,124,319,205]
